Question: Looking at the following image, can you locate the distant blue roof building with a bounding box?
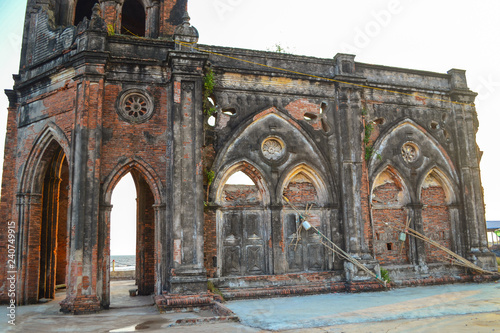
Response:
[486,221,500,231]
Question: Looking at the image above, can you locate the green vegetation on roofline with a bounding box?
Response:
[203,67,216,116]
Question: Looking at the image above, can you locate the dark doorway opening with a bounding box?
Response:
[121,0,146,37]
[74,0,99,26]
[38,146,69,300]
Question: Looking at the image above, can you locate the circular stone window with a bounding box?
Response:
[261,137,286,162]
[116,89,154,123]
[401,142,420,163]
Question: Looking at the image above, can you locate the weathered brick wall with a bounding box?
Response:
[100,84,167,186]
[0,84,75,303]
[422,185,451,263]
[223,185,260,204]
[25,195,43,303]
[361,160,373,253]
[372,181,409,265]
[372,208,409,265]
[0,103,19,302]
[101,2,119,31]
[3,2,492,306]
[284,98,325,131]
[283,175,318,205]
[160,0,187,36]
[203,209,217,278]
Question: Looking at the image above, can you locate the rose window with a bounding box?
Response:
[262,137,285,161]
[124,95,148,118]
[401,142,420,163]
[117,89,154,123]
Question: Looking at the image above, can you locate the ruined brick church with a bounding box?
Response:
[0,0,497,314]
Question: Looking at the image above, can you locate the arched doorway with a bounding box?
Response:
[38,144,70,300]
[107,168,156,306]
[110,173,137,293]
[215,163,271,277]
[281,165,329,273]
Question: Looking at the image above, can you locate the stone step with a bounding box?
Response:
[219,282,347,300]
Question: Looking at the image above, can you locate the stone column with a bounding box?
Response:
[334,54,366,257]
[271,204,286,275]
[449,69,497,271]
[153,203,167,294]
[97,203,112,309]
[448,204,462,255]
[0,91,19,304]
[100,0,121,33]
[333,54,381,286]
[165,17,209,296]
[146,0,160,38]
[60,12,108,313]
[407,204,426,269]
[17,194,43,304]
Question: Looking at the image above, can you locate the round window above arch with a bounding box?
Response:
[261,136,287,164]
[401,141,420,164]
[116,89,155,124]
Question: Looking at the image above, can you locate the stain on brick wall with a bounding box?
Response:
[223,185,260,204]
[422,178,451,263]
[283,173,318,205]
[372,171,409,265]
[203,209,217,278]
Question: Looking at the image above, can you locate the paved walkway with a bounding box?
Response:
[1,281,499,332]
[227,282,500,331]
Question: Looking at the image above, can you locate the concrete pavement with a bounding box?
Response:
[1,281,499,332]
[227,281,500,331]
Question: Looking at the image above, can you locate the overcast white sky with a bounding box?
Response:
[0,1,499,255]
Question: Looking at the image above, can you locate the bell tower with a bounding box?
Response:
[19,0,187,69]
[1,0,212,314]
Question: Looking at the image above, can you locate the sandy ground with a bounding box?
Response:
[1,281,499,332]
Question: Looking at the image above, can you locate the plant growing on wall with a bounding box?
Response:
[205,169,215,204]
[267,43,291,54]
[107,24,115,36]
[362,108,382,161]
[364,120,375,161]
[380,267,391,283]
[207,280,224,301]
[203,67,217,117]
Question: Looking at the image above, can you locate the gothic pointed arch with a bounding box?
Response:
[211,107,337,203]
[15,124,70,304]
[368,119,458,188]
[370,164,410,205]
[212,160,271,206]
[210,160,271,277]
[98,157,164,306]
[279,163,331,273]
[370,165,411,265]
[19,122,71,194]
[419,167,457,263]
[418,166,458,205]
[101,157,163,205]
[278,163,330,206]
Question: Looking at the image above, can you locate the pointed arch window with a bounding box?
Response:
[121,0,146,37]
[74,0,99,26]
